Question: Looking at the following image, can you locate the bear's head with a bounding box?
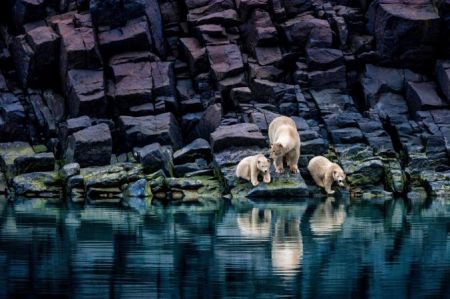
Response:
[332,166,346,187]
[256,155,270,174]
[269,143,284,159]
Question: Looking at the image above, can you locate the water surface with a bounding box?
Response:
[0,197,449,298]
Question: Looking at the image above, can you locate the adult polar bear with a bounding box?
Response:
[268,116,301,174]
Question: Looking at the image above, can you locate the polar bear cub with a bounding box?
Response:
[308,156,346,195]
[268,116,301,174]
[236,154,271,186]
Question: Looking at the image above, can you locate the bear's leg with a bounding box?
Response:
[324,172,335,194]
[263,171,271,183]
[312,173,324,188]
[286,150,299,174]
[250,165,259,186]
[274,157,284,173]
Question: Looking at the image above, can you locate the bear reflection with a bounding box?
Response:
[271,216,302,275]
[310,198,346,236]
[236,208,272,238]
[236,207,303,275]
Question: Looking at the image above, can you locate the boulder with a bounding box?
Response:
[174,159,209,176]
[151,61,175,97]
[109,60,153,112]
[11,26,59,88]
[245,173,309,198]
[0,142,34,179]
[367,0,441,68]
[53,13,102,75]
[66,69,107,117]
[173,138,212,164]
[135,143,173,176]
[12,171,61,198]
[309,66,347,90]
[281,14,332,50]
[194,103,223,140]
[406,81,448,114]
[14,152,55,174]
[241,9,278,54]
[179,37,208,76]
[98,17,152,57]
[206,44,244,81]
[61,163,80,180]
[0,94,28,142]
[210,123,266,152]
[65,123,112,167]
[436,60,450,102]
[123,178,152,198]
[306,48,344,70]
[13,0,47,31]
[118,112,183,149]
[331,127,365,144]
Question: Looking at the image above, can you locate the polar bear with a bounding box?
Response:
[268,116,301,174]
[236,154,271,186]
[307,156,346,195]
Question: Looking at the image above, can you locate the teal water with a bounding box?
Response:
[0,197,449,298]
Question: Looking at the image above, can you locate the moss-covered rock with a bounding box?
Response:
[11,171,62,198]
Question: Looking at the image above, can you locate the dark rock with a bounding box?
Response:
[306,48,344,70]
[0,142,34,179]
[206,44,244,81]
[124,178,152,198]
[331,127,365,144]
[230,87,252,104]
[368,0,441,68]
[109,59,152,112]
[53,13,102,76]
[0,94,28,142]
[65,123,112,167]
[246,173,309,198]
[11,26,59,88]
[135,143,173,176]
[12,171,61,197]
[66,69,107,117]
[241,9,278,54]
[195,103,223,140]
[436,60,450,102]
[13,0,47,31]
[14,152,55,174]
[98,17,152,57]
[151,61,175,97]
[281,14,333,50]
[406,81,448,114]
[309,66,347,90]
[179,37,208,76]
[210,123,266,152]
[66,116,92,133]
[235,0,268,20]
[173,138,212,164]
[61,162,80,180]
[174,158,208,176]
[254,47,283,66]
[118,112,183,149]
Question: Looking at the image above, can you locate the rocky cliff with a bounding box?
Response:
[0,0,449,202]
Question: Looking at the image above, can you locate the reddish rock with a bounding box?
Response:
[179,37,208,75]
[281,14,333,50]
[207,44,244,81]
[98,17,152,57]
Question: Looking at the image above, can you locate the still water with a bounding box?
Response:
[0,196,449,298]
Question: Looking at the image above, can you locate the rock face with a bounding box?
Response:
[1,0,450,201]
[368,0,441,68]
